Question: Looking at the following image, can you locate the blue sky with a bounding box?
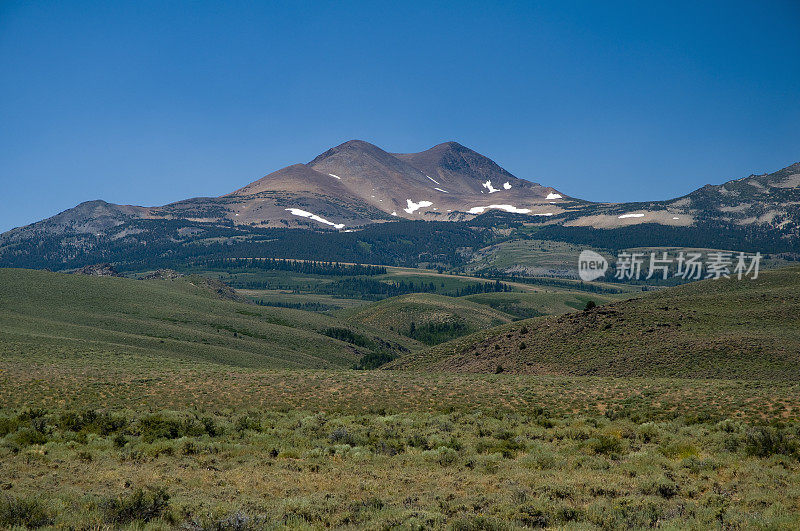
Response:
[1,0,799,232]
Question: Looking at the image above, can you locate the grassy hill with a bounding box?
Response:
[388,265,800,380]
[338,293,516,345]
[342,289,625,346]
[0,268,419,370]
[463,291,618,319]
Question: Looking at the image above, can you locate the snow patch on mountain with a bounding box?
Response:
[426,175,440,185]
[468,204,530,214]
[285,208,345,229]
[546,193,562,200]
[404,200,433,214]
[434,188,449,193]
[503,182,511,190]
[618,213,645,219]
[328,173,341,180]
[482,180,500,193]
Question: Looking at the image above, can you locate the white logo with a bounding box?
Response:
[578,250,608,281]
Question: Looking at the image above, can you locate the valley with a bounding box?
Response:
[2,261,799,528]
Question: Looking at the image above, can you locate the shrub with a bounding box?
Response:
[639,476,678,498]
[714,419,741,433]
[59,410,128,436]
[0,495,52,528]
[201,416,223,437]
[522,445,559,470]
[586,435,623,455]
[451,515,512,530]
[113,433,127,448]
[637,422,660,443]
[745,426,797,458]
[145,441,175,458]
[328,427,355,445]
[181,440,198,455]
[0,417,20,437]
[138,415,202,442]
[681,456,718,472]
[353,351,396,370]
[660,440,698,459]
[235,414,262,433]
[476,437,525,458]
[16,409,47,422]
[481,453,503,473]
[76,449,93,462]
[12,428,47,447]
[209,511,264,530]
[407,434,430,450]
[424,446,458,466]
[101,486,170,524]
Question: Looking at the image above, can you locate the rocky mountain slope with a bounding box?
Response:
[226,139,569,226]
[0,140,571,237]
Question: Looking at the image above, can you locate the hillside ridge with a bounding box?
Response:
[387,265,800,381]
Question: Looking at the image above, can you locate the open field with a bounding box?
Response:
[1,363,799,529]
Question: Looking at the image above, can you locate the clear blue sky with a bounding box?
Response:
[2,1,799,232]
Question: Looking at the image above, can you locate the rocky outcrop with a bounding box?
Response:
[72,263,122,277]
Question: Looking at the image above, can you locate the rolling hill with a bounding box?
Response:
[0,268,419,370]
[387,265,800,381]
[338,293,516,345]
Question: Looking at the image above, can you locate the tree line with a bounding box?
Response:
[195,257,386,276]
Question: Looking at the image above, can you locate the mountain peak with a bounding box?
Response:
[394,141,542,188]
[308,139,388,166]
[430,140,465,149]
[338,139,376,149]
[429,140,469,152]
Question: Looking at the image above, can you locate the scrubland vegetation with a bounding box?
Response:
[2,363,799,529]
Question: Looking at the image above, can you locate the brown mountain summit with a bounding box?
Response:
[1,140,798,240]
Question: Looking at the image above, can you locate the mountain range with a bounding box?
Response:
[1,139,798,269]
